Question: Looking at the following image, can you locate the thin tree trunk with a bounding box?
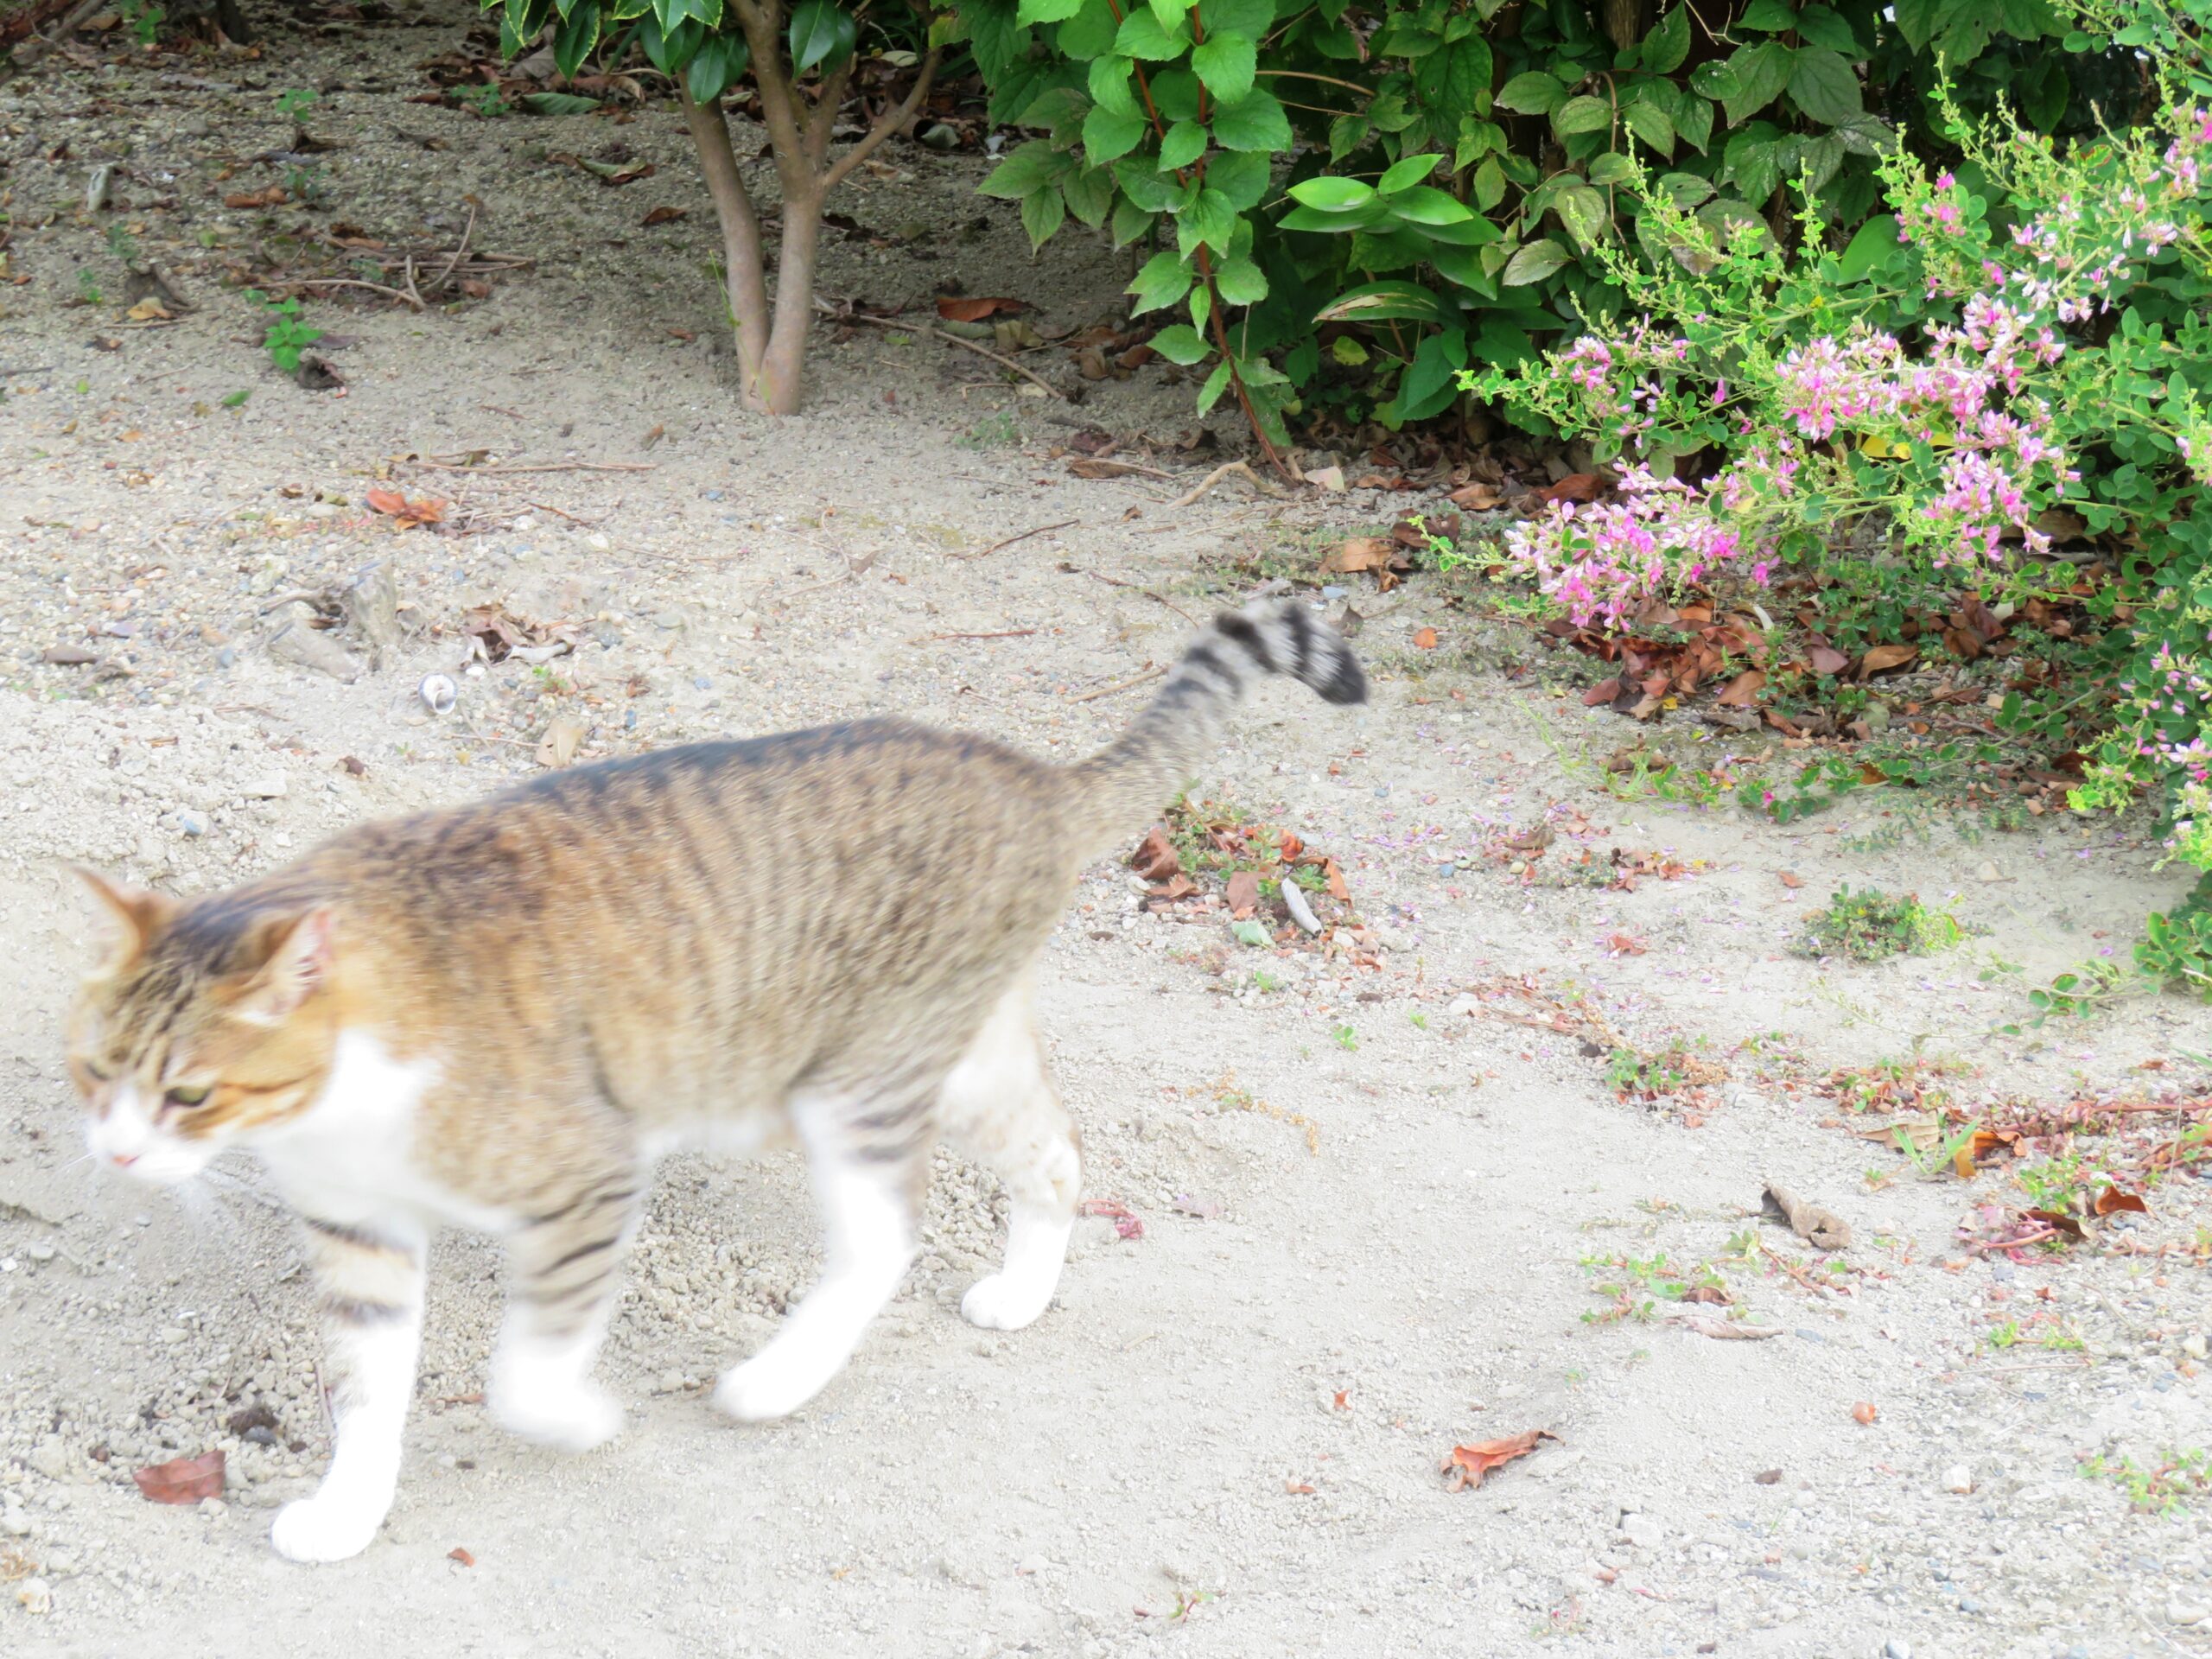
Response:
[677,87,773,403]
[756,184,822,416]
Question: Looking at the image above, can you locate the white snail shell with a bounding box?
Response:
[418,673,458,715]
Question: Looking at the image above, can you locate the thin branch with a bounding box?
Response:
[819,303,1067,398]
[1070,664,1166,702]
[951,518,1078,560]
[807,60,855,167]
[821,48,943,191]
[428,199,478,295]
[264,276,423,309]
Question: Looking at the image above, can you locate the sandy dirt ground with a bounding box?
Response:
[2,13,2209,1658]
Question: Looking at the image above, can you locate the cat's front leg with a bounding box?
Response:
[488,1170,640,1452]
[270,1215,428,1564]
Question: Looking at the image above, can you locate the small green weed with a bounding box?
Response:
[1793,886,1961,963]
[2079,1447,2212,1516]
[462,84,512,118]
[1331,1024,1357,1051]
[275,87,321,118]
[957,410,1019,448]
[75,270,105,305]
[242,289,322,372]
[1579,1250,1731,1325]
[119,0,164,44]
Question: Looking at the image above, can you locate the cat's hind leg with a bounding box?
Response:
[490,1166,641,1452]
[939,980,1081,1332]
[714,1087,926,1423]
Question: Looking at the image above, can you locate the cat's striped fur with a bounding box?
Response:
[62,597,1364,1561]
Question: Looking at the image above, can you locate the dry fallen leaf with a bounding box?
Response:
[1605,932,1648,957]
[133,1450,225,1505]
[937,295,1027,322]
[1540,473,1604,504]
[1320,537,1408,582]
[1130,827,1180,882]
[448,1546,476,1567]
[365,488,446,529]
[2093,1185,2149,1217]
[1675,1315,1779,1339]
[1716,668,1764,709]
[1808,645,1850,677]
[1225,869,1261,920]
[1850,1402,1878,1426]
[1777,870,1805,889]
[2024,1207,2086,1242]
[1859,643,1918,674]
[1442,1428,1558,1491]
[1323,859,1350,902]
[1413,626,1439,650]
[536,717,586,770]
[641,205,687,226]
[1447,481,1503,511]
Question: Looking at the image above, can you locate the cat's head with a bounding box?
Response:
[65,869,341,1184]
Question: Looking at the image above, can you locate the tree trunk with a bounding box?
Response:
[678,88,773,403]
[754,184,822,416]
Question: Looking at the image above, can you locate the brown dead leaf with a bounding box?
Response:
[223,185,288,209]
[1441,1428,1559,1491]
[1675,1315,1779,1339]
[2093,1185,2149,1217]
[1859,643,1918,675]
[1716,668,1764,709]
[339,755,367,776]
[448,1546,476,1567]
[1447,481,1503,511]
[1777,870,1805,889]
[1605,932,1648,957]
[536,717,586,769]
[1583,676,1624,708]
[365,488,445,528]
[1413,626,1438,650]
[125,297,172,322]
[134,1450,225,1505]
[1808,645,1849,677]
[641,204,687,226]
[1323,858,1350,902]
[1320,537,1409,582]
[2025,1207,2086,1242]
[1225,869,1261,920]
[1130,827,1179,882]
[938,295,1027,322]
[1540,474,1603,504]
[1278,830,1304,861]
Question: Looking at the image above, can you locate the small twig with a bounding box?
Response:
[525,499,619,527]
[1758,1240,1836,1295]
[256,588,330,613]
[404,460,658,475]
[1163,460,1277,511]
[918,628,1037,642]
[953,519,1078,561]
[429,200,478,296]
[265,276,424,309]
[0,365,55,376]
[480,403,524,419]
[1967,1228,2062,1253]
[779,571,854,603]
[822,304,1068,401]
[1070,663,1166,702]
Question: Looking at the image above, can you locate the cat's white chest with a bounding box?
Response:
[252,1029,511,1233]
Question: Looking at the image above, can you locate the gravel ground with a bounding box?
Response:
[3,11,2210,1657]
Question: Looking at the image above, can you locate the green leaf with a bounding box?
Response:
[1148,0,1189,32]
[1786,45,1862,124]
[553,0,600,78]
[1397,327,1467,421]
[965,0,1026,73]
[1621,99,1674,156]
[521,89,604,113]
[1738,0,1796,26]
[1280,201,1389,232]
[1211,88,1291,150]
[682,29,748,99]
[1553,180,1608,247]
[1383,184,1471,225]
[1115,6,1186,58]
[1834,212,1898,282]
[1206,0,1273,32]
[1129,249,1193,311]
[1016,0,1081,20]
[1656,170,1714,205]
[1214,255,1268,303]
[1688,60,1736,99]
[1196,357,1235,414]
[636,9,700,71]
[1378,152,1441,193]
[1063,164,1116,226]
[1287,175,1375,211]
[787,0,855,72]
[1205,148,1270,209]
[1413,35,1490,114]
[1891,0,1965,51]
[1110,195,1155,246]
[1640,6,1689,72]
[1114,156,1185,210]
[1588,151,1637,186]
[1088,54,1139,115]
[1496,70,1565,114]
[1472,156,1505,209]
[1176,187,1236,254]
[1148,66,1202,119]
[1794,4,1861,53]
[1554,95,1612,137]
[1190,29,1256,102]
[1020,185,1067,249]
[1159,118,1207,169]
[1723,41,1793,123]
[1500,237,1571,284]
[1054,0,1120,57]
[1081,105,1151,164]
[981,139,1069,198]
[220,389,251,408]
[1675,93,1713,154]
[1149,322,1211,363]
[1331,335,1370,365]
[1313,280,1446,323]
[1188,282,1211,331]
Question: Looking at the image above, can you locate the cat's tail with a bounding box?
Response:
[1063,598,1366,857]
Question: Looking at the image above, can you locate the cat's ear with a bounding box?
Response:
[226,907,340,1026]
[70,866,175,966]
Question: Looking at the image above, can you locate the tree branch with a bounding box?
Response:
[819,48,940,192]
[806,61,855,167]
[677,85,773,385]
[730,3,810,181]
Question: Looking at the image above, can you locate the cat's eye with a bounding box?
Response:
[80,1061,111,1082]
[163,1085,213,1108]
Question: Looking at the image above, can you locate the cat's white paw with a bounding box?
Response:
[490,1378,624,1452]
[714,1352,832,1423]
[959,1272,1053,1332]
[270,1495,383,1563]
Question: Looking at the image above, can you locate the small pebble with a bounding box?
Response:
[1942,1465,1974,1495]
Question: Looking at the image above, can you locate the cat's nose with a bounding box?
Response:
[108,1152,138,1168]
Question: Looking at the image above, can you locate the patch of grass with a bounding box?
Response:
[1792,885,1962,963]
[2079,1447,2212,1516]
[242,289,322,373]
[956,410,1019,449]
[1605,1037,1723,1103]
[1578,1249,1733,1325]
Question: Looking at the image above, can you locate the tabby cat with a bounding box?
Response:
[62,598,1363,1562]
